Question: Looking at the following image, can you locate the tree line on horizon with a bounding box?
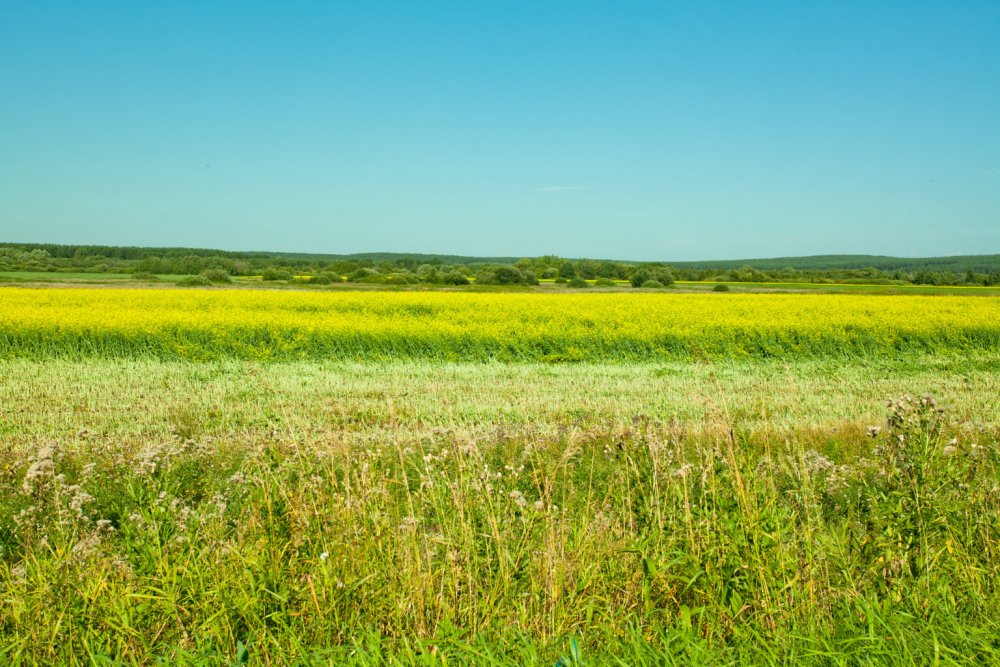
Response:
[2,243,1000,287]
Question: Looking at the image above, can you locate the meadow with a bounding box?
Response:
[1,285,998,665]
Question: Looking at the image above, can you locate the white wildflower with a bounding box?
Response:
[22,445,56,494]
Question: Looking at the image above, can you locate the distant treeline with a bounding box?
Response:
[670,253,1000,274]
[2,243,1000,287]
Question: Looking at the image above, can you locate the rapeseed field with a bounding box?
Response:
[1,288,997,361]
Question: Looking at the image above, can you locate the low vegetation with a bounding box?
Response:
[1,357,997,664]
[3,243,1000,287]
[2,279,997,664]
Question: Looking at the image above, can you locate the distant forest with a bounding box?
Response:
[2,242,1000,287]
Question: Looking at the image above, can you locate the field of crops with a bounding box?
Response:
[2,285,999,665]
[2,287,999,361]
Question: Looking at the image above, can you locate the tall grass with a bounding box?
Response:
[1,393,997,664]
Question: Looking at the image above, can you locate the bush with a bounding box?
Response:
[481,266,529,286]
[416,265,443,284]
[384,272,418,285]
[640,280,665,289]
[309,274,333,285]
[630,267,671,287]
[177,275,212,287]
[261,268,293,281]
[712,284,731,292]
[348,268,382,283]
[630,267,675,288]
[594,278,617,287]
[567,277,590,288]
[130,271,160,282]
[199,269,232,284]
[443,271,470,286]
[553,277,569,284]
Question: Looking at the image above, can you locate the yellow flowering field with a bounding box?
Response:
[1,287,997,361]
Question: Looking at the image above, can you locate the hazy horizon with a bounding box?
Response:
[3,2,999,261]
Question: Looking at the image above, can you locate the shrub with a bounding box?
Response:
[177,275,212,287]
[553,277,569,284]
[310,274,333,285]
[261,268,293,281]
[416,265,443,284]
[482,266,529,285]
[130,271,160,282]
[640,280,665,289]
[443,271,470,286]
[631,267,675,288]
[713,284,731,292]
[199,269,232,284]
[348,268,383,283]
[594,278,617,287]
[384,273,418,285]
[567,277,591,288]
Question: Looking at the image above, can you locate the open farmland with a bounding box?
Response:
[2,287,999,362]
[1,286,999,665]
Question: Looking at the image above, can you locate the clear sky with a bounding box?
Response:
[2,1,998,261]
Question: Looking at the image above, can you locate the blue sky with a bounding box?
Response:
[2,1,998,261]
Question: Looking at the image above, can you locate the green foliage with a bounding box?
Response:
[848,396,996,598]
[348,268,383,283]
[199,268,232,283]
[3,243,1000,287]
[712,283,731,292]
[383,272,419,285]
[566,277,590,288]
[481,266,533,285]
[640,279,664,288]
[416,265,443,284]
[177,275,212,286]
[261,268,293,281]
[1,393,996,663]
[631,267,675,287]
[593,277,617,287]
[129,271,160,281]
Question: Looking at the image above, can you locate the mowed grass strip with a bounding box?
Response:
[3,356,1000,444]
[2,287,999,361]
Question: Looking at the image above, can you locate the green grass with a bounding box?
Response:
[1,357,998,664]
[674,280,1000,295]
[2,355,999,441]
[0,271,191,284]
[0,271,134,282]
[5,270,999,295]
